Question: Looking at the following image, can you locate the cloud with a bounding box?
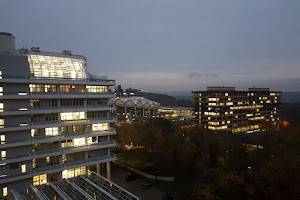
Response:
[188,72,202,78]
[205,73,219,78]
[289,78,300,82]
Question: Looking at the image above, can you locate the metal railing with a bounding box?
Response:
[0,154,116,183]
[0,140,116,162]
[1,74,115,83]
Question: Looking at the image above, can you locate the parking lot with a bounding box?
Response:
[109,164,165,200]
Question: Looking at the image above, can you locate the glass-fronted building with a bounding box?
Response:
[0,33,117,198]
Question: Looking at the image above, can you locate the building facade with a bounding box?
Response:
[192,87,281,133]
[0,33,116,197]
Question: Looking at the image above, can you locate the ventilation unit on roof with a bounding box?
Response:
[30,47,40,52]
[62,50,72,55]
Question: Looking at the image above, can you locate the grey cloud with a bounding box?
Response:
[188,72,202,78]
[289,78,300,82]
[205,73,219,78]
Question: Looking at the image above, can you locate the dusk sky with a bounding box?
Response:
[1,0,300,93]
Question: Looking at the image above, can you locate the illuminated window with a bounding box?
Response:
[92,123,108,131]
[45,127,59,136]
[29,84,56,93]
[1,150,6,160]
[86,85,108,93]
[27,54,86,79]
[0,87,3,96]
[33,174,47,186]
[3,187,7,197]
[32,159,36,168]
[0,103,3,112]
[60,112,85,120]
[87,137,93,144]
[208,98,219,101]
[226,102,233,106]
[73,137,85,147]
[31,129,35,137]
[225,93,228,96]
[62,167,86,179]
[0,71,2,79]
[0,135,5,144]
[60,85,85,93]
[21,164,26,173]
[46,157,50,163]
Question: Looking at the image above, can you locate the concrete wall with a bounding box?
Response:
[2,130,31,143]
[113,160,175,181]
[1,83,29,93]
[2,115,31,127]
[6,145,32,159]
[1,99,30,110]
[0,54,30,77]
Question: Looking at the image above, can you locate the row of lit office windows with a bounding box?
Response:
[29,84,108,93]
[30,123,109,137]
[32,166,86,187]
[31,111,109,122]
[0,123,108,145]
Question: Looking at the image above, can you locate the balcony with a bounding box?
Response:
[0,154,116,184]
[0,140,117,165]
[0,116,116,133]
[0,91,115,100]
[1,129,116,148]
[0,104,115,116]
[0,75,116,86]
[31,116,115,128]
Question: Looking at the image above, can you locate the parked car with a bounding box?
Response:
[142,183,152,189]
[162,194,174,200]
[125,173,138,181]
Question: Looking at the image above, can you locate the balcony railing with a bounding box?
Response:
[0,104,115,114]
[0,140,117,163]
[0,92,115,98]
[1,74,115,83]
[0,154,116,184]
[0,117,115,133]
[32,117,115,126]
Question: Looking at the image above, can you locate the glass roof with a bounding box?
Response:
[27,54,86,79]
[13,171,140,200]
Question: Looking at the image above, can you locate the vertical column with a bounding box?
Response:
[143,107,145,117]
[84,98,87,109]
[85,151,89,175]
[124,105,127,120]
[97,164,101,174]
[134,106,137,117]
[106,161,111,181]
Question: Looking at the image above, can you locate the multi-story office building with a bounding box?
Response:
[115,85,145,98]
[192,87,281,133]
[0,32,117,197]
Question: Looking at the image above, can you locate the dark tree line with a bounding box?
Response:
[114,119,300,199]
